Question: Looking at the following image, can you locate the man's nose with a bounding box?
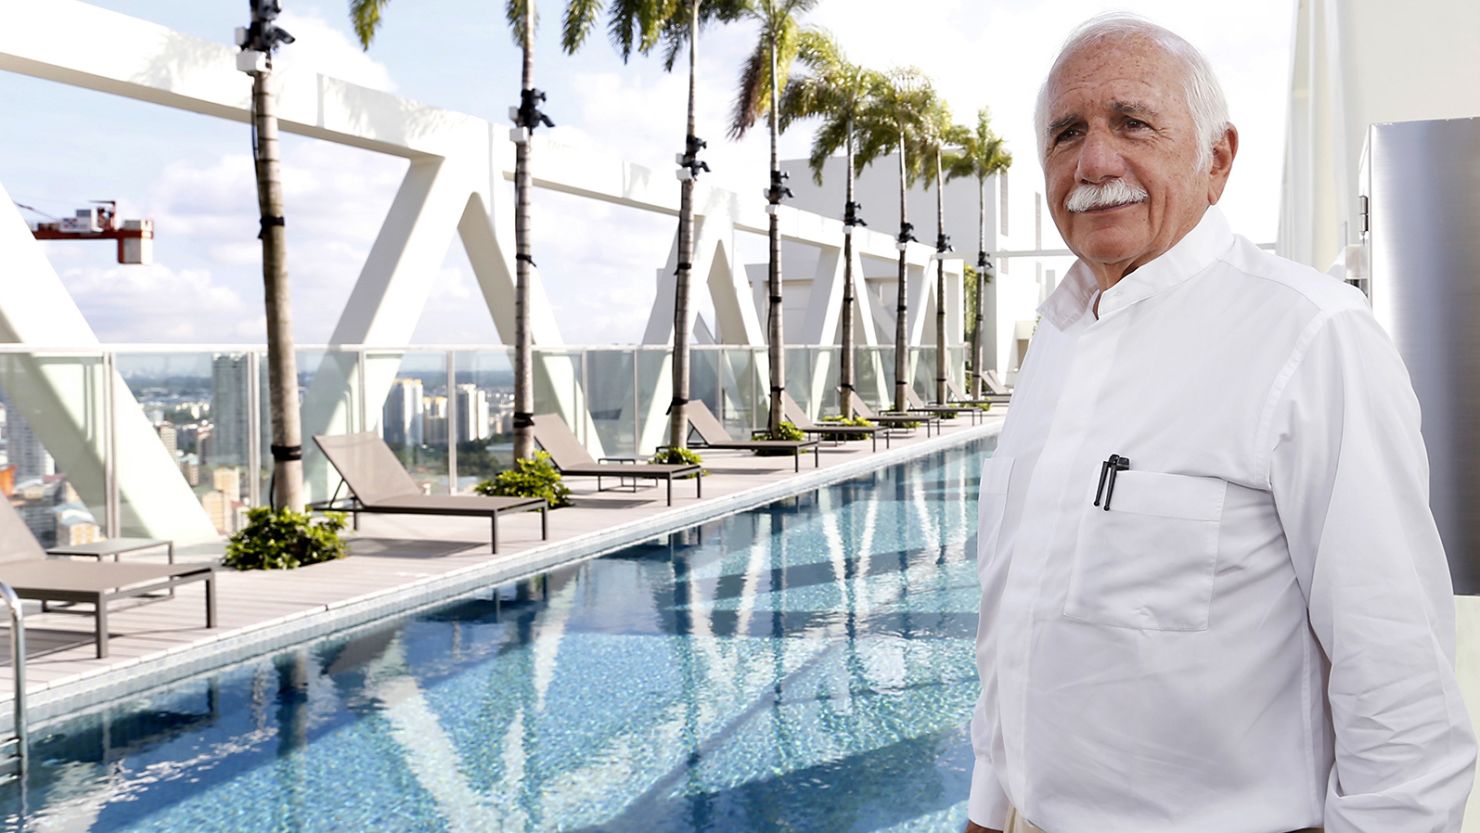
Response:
[1075,128,1125,183]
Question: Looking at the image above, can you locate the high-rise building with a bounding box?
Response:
[0,391,55,479]
[156,423,179,457]
[55,504,101,546]
[209,354,270,467]
[212,466,242,499]
[454,384,490,444]
[382,377,425,446]
[424,395,449,445]
[202,489,242,535]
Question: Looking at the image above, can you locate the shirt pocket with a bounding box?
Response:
[975,455,1014,572]
[1062,470,1226,632]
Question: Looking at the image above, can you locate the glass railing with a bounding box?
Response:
[0,342,968,545]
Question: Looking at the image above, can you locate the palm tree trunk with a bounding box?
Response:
[253,68,303,511]
[934,150,947,406]
[512,4,535,462]
[893,133,908,413]
[840,127,855,419]
[973,175,986,399]
[669,0,699,452]
[766,31,785,434]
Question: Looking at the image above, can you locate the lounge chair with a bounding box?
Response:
[947,376,1010,407]
[898,387,984,425]
[0,499,216,659]
[846,391,940,438]
[312,432,548,554]
[677,401,819,473]
[983,369,1012,397]
[779,391,886,451]
[530,414,701,505]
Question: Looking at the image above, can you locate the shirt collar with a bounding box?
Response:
[1039,206,1234,329]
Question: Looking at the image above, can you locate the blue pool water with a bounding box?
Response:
[3,441,990,832]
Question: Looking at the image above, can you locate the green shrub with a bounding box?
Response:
[820,414,875,441]
[475,451,572,508]
[753,421,805,442]
[751,420,807,455]
[225,507,347,571]
[651,446,705,477]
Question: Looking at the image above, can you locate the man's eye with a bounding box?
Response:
[1055,126,1082,143]
[1124,119,1149,130]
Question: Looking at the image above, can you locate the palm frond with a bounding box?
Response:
[807,117,850,184]
[728,37,767,139]
[941,106,1014,183]
[349,0,391,49]
[563,0,605,53]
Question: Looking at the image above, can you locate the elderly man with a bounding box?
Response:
[966,15,1476,833]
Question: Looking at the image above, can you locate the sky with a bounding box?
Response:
[2,0,1294,346]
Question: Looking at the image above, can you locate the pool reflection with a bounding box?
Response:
[1,441,989,833]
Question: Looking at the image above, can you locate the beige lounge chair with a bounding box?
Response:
[947,376,1009,407]
[899,386,984,425]
[983,369,1012,396]
[846,391,939,438]
[313,432,548,554]
[678,401,819,473]
[779,391,886,452]
[531,414,701,505]
[0,499,216,658]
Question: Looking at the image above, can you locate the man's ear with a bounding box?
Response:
[1207,124,1239,204]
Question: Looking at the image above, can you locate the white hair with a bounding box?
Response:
[1033,14,1230,170]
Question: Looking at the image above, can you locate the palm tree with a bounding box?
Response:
[729,0,818,435]
[563,0,745,453]
[917,102,968,405]
[778,30,881,418]
[241,2,303,510]
[855,67,934,413]
[944,108,1012,397]
[352,0,553,461]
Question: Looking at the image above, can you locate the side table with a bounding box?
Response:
[46,538,177,606]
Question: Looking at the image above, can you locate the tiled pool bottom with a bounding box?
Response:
[3,441,990,832]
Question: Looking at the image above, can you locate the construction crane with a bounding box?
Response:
[22,200,154,265]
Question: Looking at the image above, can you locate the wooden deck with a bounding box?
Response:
[0,414,1003,730]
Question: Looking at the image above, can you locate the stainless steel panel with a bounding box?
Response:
[1363,117,1480,593]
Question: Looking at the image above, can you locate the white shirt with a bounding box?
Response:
[970,207,1476,833]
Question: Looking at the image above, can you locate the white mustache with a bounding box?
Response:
[1066,179,1149,213]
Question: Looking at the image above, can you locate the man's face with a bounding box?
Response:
[1041,38,1235,280]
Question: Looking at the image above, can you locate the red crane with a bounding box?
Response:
[26,200,154,264]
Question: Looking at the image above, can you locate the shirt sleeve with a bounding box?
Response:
[969,473,1012,829]
[1264,308,1476,833]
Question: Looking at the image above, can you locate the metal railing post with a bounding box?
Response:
[446,351,457,494]
[1,583,27,772]
[631,348,639,456]
[102,352,120,538]
[246,351,262,508]
[356,349,368,433]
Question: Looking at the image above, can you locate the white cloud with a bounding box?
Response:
[276,11,398,92]
[57,263,249,342]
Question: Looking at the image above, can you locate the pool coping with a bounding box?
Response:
[9,421,1001,732]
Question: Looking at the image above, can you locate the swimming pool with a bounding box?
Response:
[3,440,990,832]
